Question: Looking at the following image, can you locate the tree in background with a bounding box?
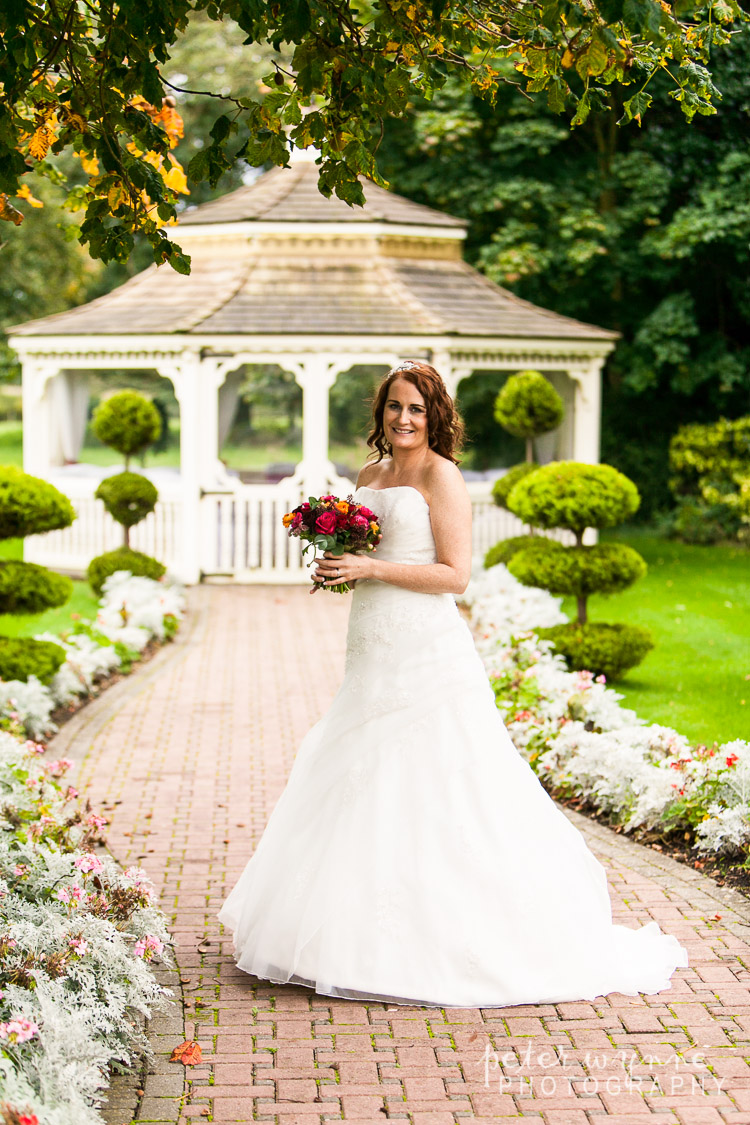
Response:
[88,391,166,594]
[0,0,740,271]
[377,28,750,520]
[506,462,653,680]
[0,467,75,682]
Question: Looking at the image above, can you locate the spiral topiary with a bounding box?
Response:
[494,371,564,462]
[95,472,158,530]
[491,462,540,510]
[0,467,75,683]
[91,391,162,469]
[87,547,166,597]
[505,460,652,680]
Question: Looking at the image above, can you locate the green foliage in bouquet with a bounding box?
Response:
[95,471,158,529]
[494,372,564,462]
[667,416,750,543]
[535,623,654,682]
[483,535,562,570]
[506,461,651,680]
[491,462,540,510]
[0,466,74,682]
[87,547,166,598]
[91,391,162,468]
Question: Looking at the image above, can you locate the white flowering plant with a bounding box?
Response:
[461,561,750,861]
[0,731,173,1125]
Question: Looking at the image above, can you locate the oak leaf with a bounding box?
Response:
[169,1039,203,1065]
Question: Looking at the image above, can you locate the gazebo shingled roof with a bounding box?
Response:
[10,162,617,342]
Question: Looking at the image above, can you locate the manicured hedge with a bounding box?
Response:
[87,549,166,597]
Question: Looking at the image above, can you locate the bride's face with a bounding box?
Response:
[384,377,428,452]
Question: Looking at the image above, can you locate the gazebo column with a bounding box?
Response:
[168,355,203,585]
[568,358,603,464]
[289,358,347,496]
[21,358,62,476]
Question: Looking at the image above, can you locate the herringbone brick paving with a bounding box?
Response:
[50,585,750,1125]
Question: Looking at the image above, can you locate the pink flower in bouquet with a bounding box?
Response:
[316,511,337,534]
[351,513,370,528]
[291,512,303,529]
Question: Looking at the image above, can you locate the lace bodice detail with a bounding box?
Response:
[344,485,461,673]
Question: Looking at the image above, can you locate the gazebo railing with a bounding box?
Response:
[199,484,308,582]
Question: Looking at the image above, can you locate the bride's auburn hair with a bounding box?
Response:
[366,362,465,465]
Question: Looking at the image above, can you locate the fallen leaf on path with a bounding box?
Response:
[169,1040,203,1065]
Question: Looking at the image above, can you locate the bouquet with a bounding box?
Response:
[282,493,382,593]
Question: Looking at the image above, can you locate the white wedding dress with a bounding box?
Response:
[217,484,689,1007]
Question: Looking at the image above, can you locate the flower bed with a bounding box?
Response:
[0,571,186,741]
[0,570,183,1122]
[460,562,750,862]
[0,734,172,1124]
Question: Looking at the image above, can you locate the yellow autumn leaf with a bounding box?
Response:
[78,151,99,175]
[163,157,189,195]
[28,124,54,161]
[16,183,43,208]
[562,47,575,68]
[0,194,24,226]
[107,181,127,210]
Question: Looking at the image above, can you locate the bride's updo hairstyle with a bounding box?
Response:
[366,360,465,465]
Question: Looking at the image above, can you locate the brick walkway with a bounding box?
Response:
[52,586,750,1125]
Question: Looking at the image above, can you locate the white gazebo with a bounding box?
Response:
[9,154,617,584]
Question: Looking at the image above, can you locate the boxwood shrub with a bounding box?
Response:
[95,471,158,528]
[0,560,73,615]
[87,548,166,597]
[483,535,562,570]
[491,462,540,510]
[0,636,67,683]
[508,462,640,537]
[535,622,654,681]
[0,466,75,539]
[508,541,647,598]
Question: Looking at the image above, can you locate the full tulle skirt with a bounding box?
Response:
[217,580,688,1007]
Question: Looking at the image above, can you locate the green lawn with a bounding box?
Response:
[562,530,750,747]
[0,534,98,637]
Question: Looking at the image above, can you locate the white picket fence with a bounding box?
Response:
[24,476,564,584]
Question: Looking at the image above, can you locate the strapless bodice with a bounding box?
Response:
[352,485,437,566]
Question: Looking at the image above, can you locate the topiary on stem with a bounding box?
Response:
[0,467,76,682]
[89,390,165,589]
[494,371,564,463]
[505,461,652,680]
[91,391,162,470]
[491,462,540,510]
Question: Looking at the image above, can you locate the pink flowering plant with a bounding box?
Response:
[0,730,173,1124]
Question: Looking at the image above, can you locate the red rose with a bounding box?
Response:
[358,506,374,519]
[316,511,337,534]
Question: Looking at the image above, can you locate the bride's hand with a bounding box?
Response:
[312,549,377,587]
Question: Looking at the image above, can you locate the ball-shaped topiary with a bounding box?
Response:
[0,636,67,684]
[91,391,162,464]
[484,535,563,570]
[492,462,540,510]
[493,371,564,461]
[507,461,640,540]
[535,622,654,681]
[87,547,166,597]
[508,542,647,598]
[0,561,72,615]
[95,472,158,528]
[0,466,75,539]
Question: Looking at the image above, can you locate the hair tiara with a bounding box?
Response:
[388,359,419,375]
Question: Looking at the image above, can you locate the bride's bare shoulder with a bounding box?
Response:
[424,455,468,500]
[356,459,388,488]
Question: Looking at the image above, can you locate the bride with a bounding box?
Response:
[217,360,689,1008]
